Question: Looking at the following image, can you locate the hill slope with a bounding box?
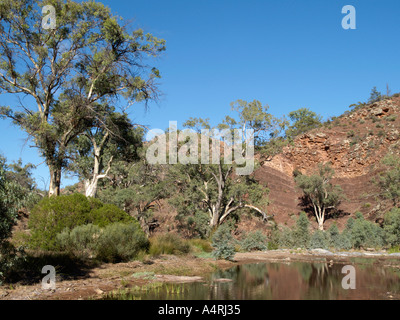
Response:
[255,97,400,230]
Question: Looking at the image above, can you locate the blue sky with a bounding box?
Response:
[1,0,400,188]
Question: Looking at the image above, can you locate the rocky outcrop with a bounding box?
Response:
[256,97,400,229]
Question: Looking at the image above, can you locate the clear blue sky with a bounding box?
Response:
[1,0,399,188]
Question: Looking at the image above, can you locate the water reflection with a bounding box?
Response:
[112,261,400,300]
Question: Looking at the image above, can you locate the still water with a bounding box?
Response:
[108,261,400,300]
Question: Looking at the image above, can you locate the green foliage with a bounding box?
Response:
[309,230,329,249]
[345,213,384,249]
[67,114,144,198]
[240,230,267,252]
[187,239,213,253]
[96,223,149,263]
[211,224,236,261]
[286,108,322,140]
[274,226,295,249]
[57,222,148,263]
[368,87,382,104]
[0,156,42,283]
[293,212,310,248]
[327,224,351,250]
[0,0,166,194]
[57,224,101,258]
[185,211,211,239]
[169,160,268,230]
[383,208,400,247]
[89,204,134,228]
[349,102,367,111]
[295,164,343,230]
[377,154,400,206]
[29,194,133,250]
[149,234,192,256]
[98,158,169,233]
[225,99,288,149]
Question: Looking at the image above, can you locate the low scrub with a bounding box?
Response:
[149,233,192,256]
[29,194,134,250]
[57,222,149,263]
[240,230,267,252]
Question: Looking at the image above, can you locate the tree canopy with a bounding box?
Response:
[295,164,343,230]
[0,0,165,196]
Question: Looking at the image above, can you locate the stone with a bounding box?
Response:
[94,288,104,295]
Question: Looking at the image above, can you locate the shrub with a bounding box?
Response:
[327,224,352,250]
[149,233,191,256]
[96,222,149,263]
[186,211,211,239]
[89,204,134,227]
[276,226,295,248]
[327,224,340,248]
[347,130,355,138]
[309,230,329,249]
[385,115,397,122]
[293,212,310,248]
[240,230,267,252]
[383,208,400,247]
[188,238,213,253]
[211,224,236,261]
[29,194,96,250]
[56,224,101,258]
[29,194,133,250]
[56,222,148,263]
[347,213,384,249]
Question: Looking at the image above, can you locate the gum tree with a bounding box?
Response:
[295,164,343,231]
[285,108,322,140]
[168,117,271,232]
[0,0,165,196]
[67,109,143,198]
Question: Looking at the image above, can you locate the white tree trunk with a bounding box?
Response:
[85,178,98,198]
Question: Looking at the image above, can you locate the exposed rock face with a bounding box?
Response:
[255,97,400,229]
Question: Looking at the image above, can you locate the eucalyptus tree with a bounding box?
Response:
[171,116,270,232]
[285,108,322,140]
[67,109,143,198]
[0,0,165,196]
[219,99,288,162]
[295,164,343,231]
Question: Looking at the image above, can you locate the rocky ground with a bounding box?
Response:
[1,249,400,300]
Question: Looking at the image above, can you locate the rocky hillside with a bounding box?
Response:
[255,97,400,230]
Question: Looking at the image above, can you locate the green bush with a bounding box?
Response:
[211,224,236,261]
[277,226,295,248]
[346,213,384,249]
[293,212,310,248]
[96,222,149,263]
[29,194,97,250]
[186,211,211,239]
[149,233,191,256]
[328,224,352,250]
[240,230,267,252]
[29,194,133,250]
[89,204,134,227]
[56,224,101,257]
[56,222,148,263]
[383,208,400,247]
[309,230,329,249]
